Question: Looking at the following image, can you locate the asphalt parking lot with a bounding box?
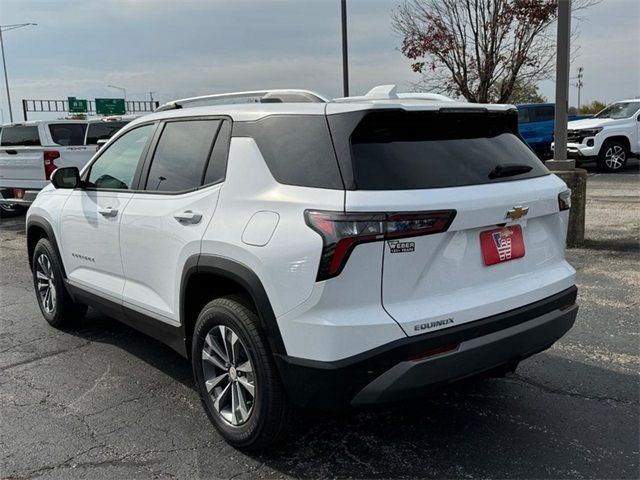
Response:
[1,161,638,479]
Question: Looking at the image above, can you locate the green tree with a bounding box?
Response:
[579,100,606,115]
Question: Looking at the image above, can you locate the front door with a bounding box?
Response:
[59,123,156,300]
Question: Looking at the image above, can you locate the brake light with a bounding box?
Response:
[43,151,60,180]
[558,189,571,211]
[305,209,456,280]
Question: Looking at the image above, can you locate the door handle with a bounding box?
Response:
[174,210,202,225]
[98,207,118,218]
[5,150,17,155]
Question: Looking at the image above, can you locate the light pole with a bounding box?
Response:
[340,0,349,97]
[107,84,127,112]
[0,23,37,123]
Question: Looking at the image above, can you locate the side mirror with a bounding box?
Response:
[51,167,81,189]
[96,139,108,151]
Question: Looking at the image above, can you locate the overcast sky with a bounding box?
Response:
[1,0,638,121]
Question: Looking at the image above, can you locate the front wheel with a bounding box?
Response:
[192,296,292,450]
[32,238,87,328]
[598,140,628,173]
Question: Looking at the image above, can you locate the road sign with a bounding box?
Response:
[67,97,88,113]
[95,98,126,115]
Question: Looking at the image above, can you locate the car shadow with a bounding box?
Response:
[64,311,638,479]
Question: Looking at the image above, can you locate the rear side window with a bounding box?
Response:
[144,119,221,192]
[532,106,554,122]
[517,108,530,123]
[49,123,87,146]
[233,116,344,189]
[86,121,128,144]
[1,125,40,146]
[346,111,548,190]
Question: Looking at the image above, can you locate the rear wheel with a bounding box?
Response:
[598,140,628,172]
[32,238,87,328]
[192,296,292,450]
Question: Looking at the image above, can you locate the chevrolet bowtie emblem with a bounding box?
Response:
[506,206,529,220]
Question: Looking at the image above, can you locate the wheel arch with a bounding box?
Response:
[600,135,631,154]
[180,254,287,359]
[26,216,66,277]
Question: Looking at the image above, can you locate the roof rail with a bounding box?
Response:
[156,89,329,112]
[334,84,456,103]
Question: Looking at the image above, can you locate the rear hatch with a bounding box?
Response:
[327,105,575,336]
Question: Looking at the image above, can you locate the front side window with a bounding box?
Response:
[594,102,640,119]
[144,119,220,192]
[87,124,154,190]
[49,123,87,146]
[1,125,41,146]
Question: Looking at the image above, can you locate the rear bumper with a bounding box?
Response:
[0,188,39,207]
[275,286,578,410]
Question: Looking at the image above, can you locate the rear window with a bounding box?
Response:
[347,111,548,190]
[86,121,129,144]
[1,125,41,146]
[49,123,87,146]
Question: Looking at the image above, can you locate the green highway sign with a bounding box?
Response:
[67,97,88,113]
[95,98,126,115]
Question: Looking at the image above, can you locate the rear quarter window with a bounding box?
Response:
[344,110,548,190]
[49,123,87,146]
[232,116,344,190]
[0,125,41,146]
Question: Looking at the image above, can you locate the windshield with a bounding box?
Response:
[594,102,640,119]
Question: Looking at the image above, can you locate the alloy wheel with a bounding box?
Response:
[201,325,256,426]
[605,145,626,170]
[36,253,57,314]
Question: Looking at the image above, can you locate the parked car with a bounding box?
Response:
[26,85,578,449]
[0,117,133,216]
[552,99,640,172]
[517,103,590,157]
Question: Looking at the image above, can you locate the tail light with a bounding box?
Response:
[558,189,571,211]
[43,150,60,180]
[305,209,456,281]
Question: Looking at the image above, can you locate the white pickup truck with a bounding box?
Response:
[552,99,640,172]
[0,117,132,216]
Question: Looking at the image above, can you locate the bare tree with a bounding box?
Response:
[392,0,597,103]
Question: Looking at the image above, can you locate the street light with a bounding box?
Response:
[0,23,37,123]
[107,84,127,112]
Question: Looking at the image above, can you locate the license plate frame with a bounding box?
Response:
[480,225,525,266]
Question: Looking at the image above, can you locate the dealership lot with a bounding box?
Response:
[0,164,638,479]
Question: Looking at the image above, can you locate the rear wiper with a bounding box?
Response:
[488,163,533,179]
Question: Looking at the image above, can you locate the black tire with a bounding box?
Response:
[0,203,27,218]
[32,238,87,328]
[597,140,628,173]
[192,295,292,450]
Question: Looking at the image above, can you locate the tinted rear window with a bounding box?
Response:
[233,116,344,189]
[1,125,41,146]
[86,121,129,144]
[49,123,87,146]
[348,111,548,190]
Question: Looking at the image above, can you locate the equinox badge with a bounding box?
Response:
[506,206,529,220]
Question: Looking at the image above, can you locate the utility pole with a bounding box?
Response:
[575,67,583,111]
[340,0,349,97]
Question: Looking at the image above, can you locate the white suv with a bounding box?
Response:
[552,99,640,172]
[26,86,578,449]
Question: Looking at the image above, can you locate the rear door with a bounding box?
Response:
[119,118,230,324]
[335,108,575,336]
[0,125,45,189]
